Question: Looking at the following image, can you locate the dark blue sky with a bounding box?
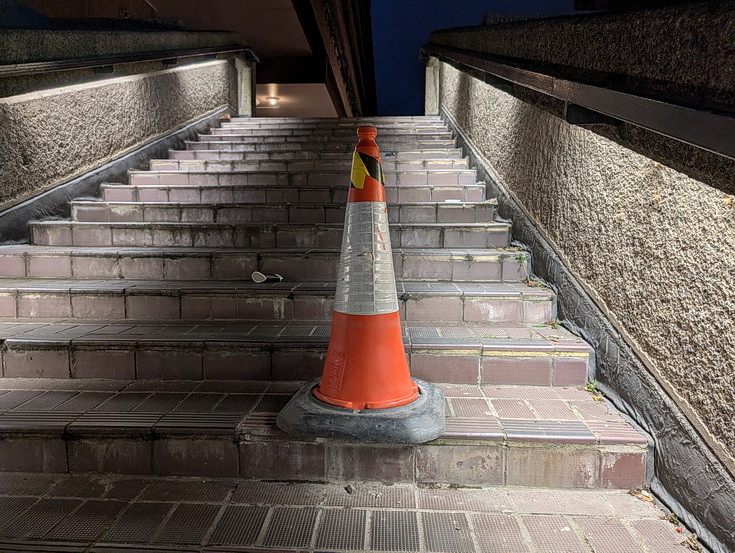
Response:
[371,0,574,115]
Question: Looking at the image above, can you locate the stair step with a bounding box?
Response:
[128,169,477,186]
[184,141,464,157]
[101,182,486,203]
[0,280,553,323]
[0,320,590,383]
[222,118,447,128]
[188,138,458,150]
[0,379,646,489]
[30,221,510,249]
[210,127,452,137]
[229,115,443,122]
[152,156,469,171]
[0,246,528,282]
[71,201,496,225]
[171,147,465,162]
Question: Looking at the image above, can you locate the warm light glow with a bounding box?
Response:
[266,96,279,106]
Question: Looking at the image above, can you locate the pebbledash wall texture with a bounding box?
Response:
[0,59,235,209]
[436,60,735,550]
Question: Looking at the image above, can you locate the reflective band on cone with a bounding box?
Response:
[314,126,419,410]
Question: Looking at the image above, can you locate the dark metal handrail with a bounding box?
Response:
[422,43,735,161]
[0,45,259,78]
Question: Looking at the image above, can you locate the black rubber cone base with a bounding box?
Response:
[276,378,445,444]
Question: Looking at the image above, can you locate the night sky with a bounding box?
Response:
[371,0,575,115]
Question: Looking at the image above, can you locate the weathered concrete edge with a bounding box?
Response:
[441,106,735,553]
[0,107,232,243]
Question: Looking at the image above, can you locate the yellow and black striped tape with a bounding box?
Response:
[350,151,385,189]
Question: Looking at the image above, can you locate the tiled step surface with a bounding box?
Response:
[0,379,646,491]
[171,147,466,162]
[0,246,528,282]
[0,280,554,323]
[151,156,470,171]
[0,320,590,384]
[210,127,453,137]
[186,139,458,152]
[0,474,689,553]
[71,201,496,225]
[101,182,486,203]
[128,168,477,186]
[30,221,510,249]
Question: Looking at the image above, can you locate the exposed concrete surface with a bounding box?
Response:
[0,29,241,64]
[438,61,735,552]
[431,1,735,113]
[0,60,235,208]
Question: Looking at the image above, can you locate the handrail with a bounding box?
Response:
[0,45,259,78]
[422,43,735,161]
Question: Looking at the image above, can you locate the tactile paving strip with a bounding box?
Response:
[316,508,366,551]
[209,505,268,546]
[45,500,127,541]
[103,502,172,543]
[155,503,220,545]
[422,511,475,552]
[262,506,318,549]
[370,510,420,551]
[1,498,82,538]
[472,514,530,553]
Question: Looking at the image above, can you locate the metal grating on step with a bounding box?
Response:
[0,390,43,410]
[13,391,76,411]
[315,508,366,551]
[173,393,224,412]
[0,497,36,529]
[312,325,331,337]
[93,393,151,412]
[472,514,531,553]
[132,393,187,412]
[139,480,232,503]
[523,515,588,553]
[212,394,257,413]
[279,325,315,337]
[155,503,220,545]
[52,392,114,412]
[423,512,475,553]
[409,327,440,339]
[0,473,62,496]
[209,505,268,545]
[154,412,243,433]
[104,478,149,500]
[47,475,107,498]
[439,327,474,338]
[67,412,161,433]
[0,411,79,431]
[262,506,318,549]
[418,488,513,513]
[442,418,504,440]
[370,510,420,551]
[324,485,416,509]
[232,481,326,506]
[501,420,596,443]
[253,395,290,413]
[1,498,82,538]
[103,502,172,543]
[451,398,493,418]
[511,490,615,516]
[45,500,127,541]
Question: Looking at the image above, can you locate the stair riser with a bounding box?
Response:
[0,292,552,324]
[72,203,496,225]
[30,224,509,249]
[153,158,469,171]
[0,433,643,490]
[0,343,588,385]
[190,139,457,150]
[102,184,485,204]
[171,149,465,162]
[0,251,525,283]
[184,142,464,157]
[128,170,477,187]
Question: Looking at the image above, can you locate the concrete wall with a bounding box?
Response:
[436,60,735,552]
[0,59,235,209]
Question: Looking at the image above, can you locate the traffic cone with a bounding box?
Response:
[277,127,445,443]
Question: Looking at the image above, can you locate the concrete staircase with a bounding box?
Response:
[0,116,667,550]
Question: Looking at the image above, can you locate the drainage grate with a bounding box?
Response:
[315,508,366,551]
[1,498,82,538]
[139,480,232,503]
[155,503,220,545]
[45,500,127,541]
[103,502,172,543]
[472,514,530,552]
[209,505,268,545]
[422,511,475,553]
[370,510,420,551]
[262,506,318,549]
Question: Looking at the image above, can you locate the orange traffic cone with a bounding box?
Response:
[313,126,418,410]
[277,127,445,444]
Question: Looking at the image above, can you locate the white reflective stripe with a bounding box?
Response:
[334,201,399,316]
